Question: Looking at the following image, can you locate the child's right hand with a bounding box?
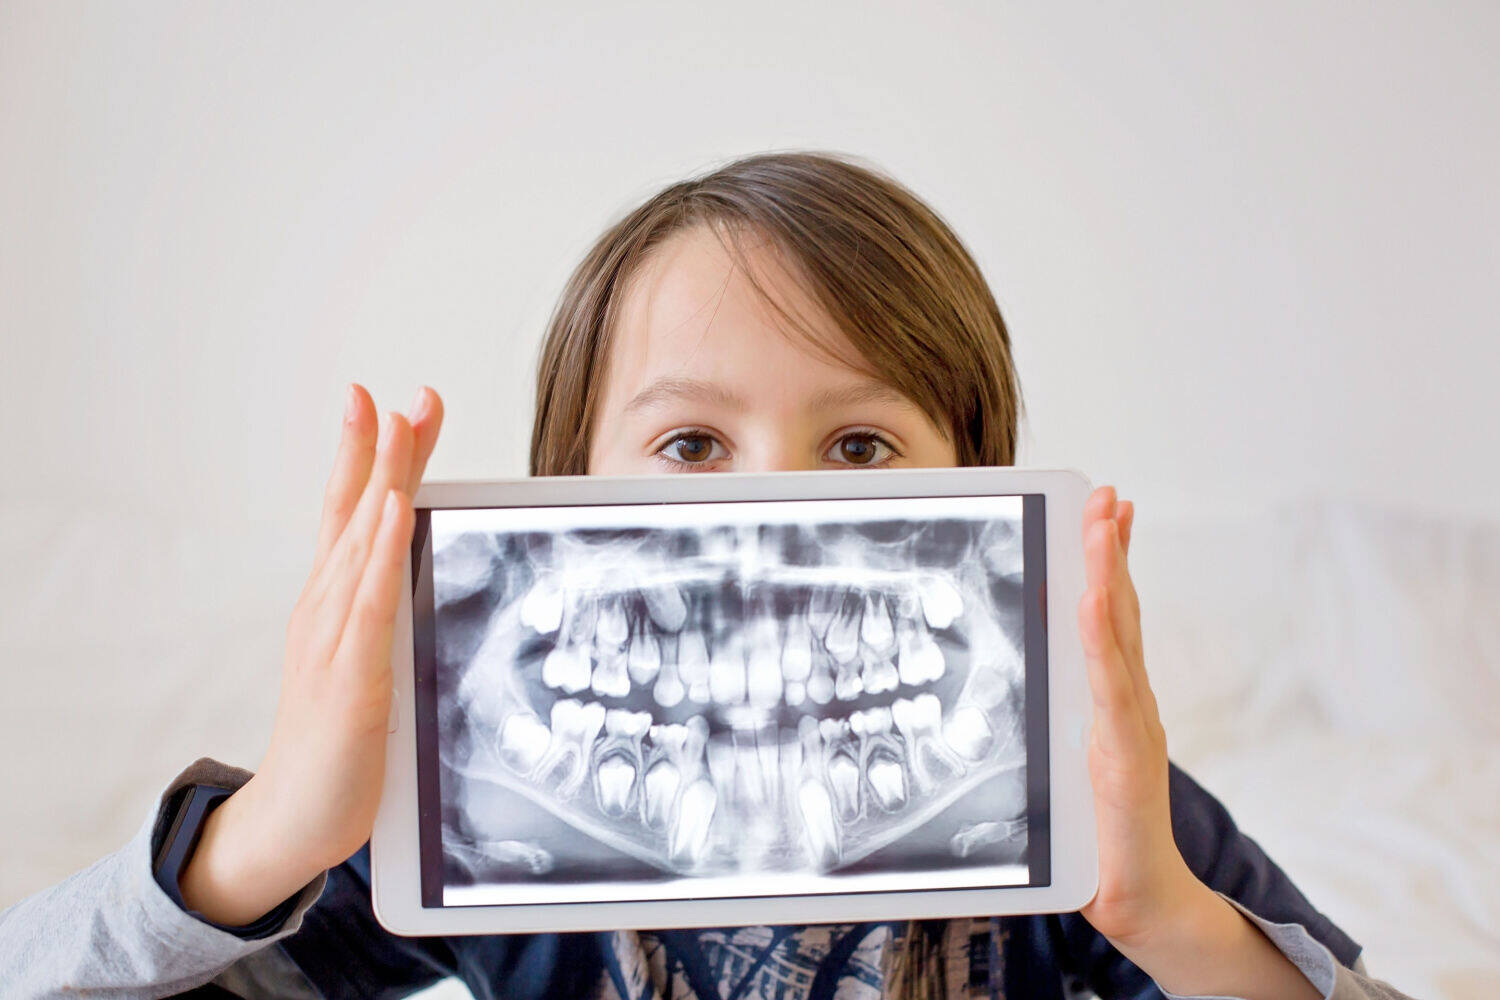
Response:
[178,384,443,927]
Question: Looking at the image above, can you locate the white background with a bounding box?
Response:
[2,3,1497,996]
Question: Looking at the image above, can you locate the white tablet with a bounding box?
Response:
[372,467,1097,935]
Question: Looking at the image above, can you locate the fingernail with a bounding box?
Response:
[380,412,397,445]
[409,386,428,420]
[383,488,402,520]
[344,384,359,423]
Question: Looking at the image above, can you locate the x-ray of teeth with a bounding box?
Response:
[426,496,1033,905]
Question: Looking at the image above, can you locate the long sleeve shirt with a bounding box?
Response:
[0,757,1416,1000]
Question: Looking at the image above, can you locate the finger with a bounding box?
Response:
[313,385,378,570]
[1083,485,1117,535]
[306,413,415,637]
[1115,500,1135,557]
[404,386,446,497]
[1077,584,1148,757]
[332,489,414,712]
[1094,517,1161,729]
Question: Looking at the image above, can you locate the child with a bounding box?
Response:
[0,153,1411,1000]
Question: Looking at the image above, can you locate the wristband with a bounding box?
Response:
[152,783,300,940]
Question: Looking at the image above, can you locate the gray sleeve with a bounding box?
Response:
[0,757,328,1000]
[1159,894,1419,1000]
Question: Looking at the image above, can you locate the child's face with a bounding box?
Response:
[588,226,959,475]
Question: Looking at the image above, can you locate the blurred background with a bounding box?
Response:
[2,2,1496,996]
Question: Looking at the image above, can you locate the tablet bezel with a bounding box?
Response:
[372,467,1097,935]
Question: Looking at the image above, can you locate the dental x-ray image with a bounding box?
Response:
[418,496,1036,908]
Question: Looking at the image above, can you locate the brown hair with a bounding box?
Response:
[529,151,1022,476]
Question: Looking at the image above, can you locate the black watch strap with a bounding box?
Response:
[151,783,301,940]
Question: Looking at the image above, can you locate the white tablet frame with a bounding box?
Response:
[372,467,1097,935]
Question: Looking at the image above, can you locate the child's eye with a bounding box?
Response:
[825,431,899,466]
[657,431,728,467]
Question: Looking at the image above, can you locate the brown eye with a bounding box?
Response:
[828,432,895,466]
[659,432,726,465]
[676,436,712,461]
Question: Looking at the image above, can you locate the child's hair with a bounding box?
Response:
[529,151,1023,476]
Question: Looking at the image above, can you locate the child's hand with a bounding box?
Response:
[1074,488,1320,1000]
[1075,486,1206,946]
[179,385,443,926]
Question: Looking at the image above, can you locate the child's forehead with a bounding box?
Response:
[607,226,873,393]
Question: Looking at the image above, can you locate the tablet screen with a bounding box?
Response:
[409,493,1049,909]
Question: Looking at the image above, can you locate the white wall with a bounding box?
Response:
[1,1,1497,987]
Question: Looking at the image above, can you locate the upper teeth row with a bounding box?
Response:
[524,576,964,707]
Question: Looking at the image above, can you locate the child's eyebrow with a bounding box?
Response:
[623,376,745,414]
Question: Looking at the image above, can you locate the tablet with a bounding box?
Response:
[372,467,1096,935]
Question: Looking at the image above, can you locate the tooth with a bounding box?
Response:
[542,645,592,694]
[944,705,994,761]
[950,818,1026,858]
[627,629,662,685]
[799,780,840,869]
[851,705,892,737]
[565,598,599,645]
[807,588,842,637]
[834,657,864,701]
[867,754,907,811]
[643,584,688,633]
[818,716,851,747]
[709,633,747,705]
[827,753,861,820]
[806,656,835,705]
[595,755,636,817]
[859,593,894,652]
[823,595,862,663]
[652,657,686,707]
[917,576,963,630]
[707,734,735,801]
[897,621,945,685]
[649,717,709,783]
[893,693,964,791]
[860,653,899,695]
[669,779,717,867]
[605,707,652,739]
[746,642,783,708]
[590,649,630,698]
[733,731,764,804]
[756,728,780,804]
[784,681,806,705]
[595,597,629,648]
[536,699,605,796]
[498,712,549,773]
[780,618,814,683]
[520,578,564,634]
[643,760,680,828]
[677,631,712,703]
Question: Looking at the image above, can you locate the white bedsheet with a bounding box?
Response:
[1,499,1495,997]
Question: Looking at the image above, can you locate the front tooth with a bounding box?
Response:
[537,699,605,796]
[746,642,783,708]
[709,634,747,705]
[677,631,712,703]
[917,576,963,630]
[780,618,814,683]
[866,754,907,811]
[643,584,688,633]
[643,760,680,828]
[798,780,841,869]
[897,621,945,685]
[861,653,899,695]
[823,595,862,663]
[806,654,835,705]
[595,597,629,648]
[944,705,994,761]
[498,712,549,773]
[627,629,662,685]
[669,779,717,867]
[892,692,964,791]
[859,593,894,652]
[590,649,630,698]
[733,731,765,804]
[595,755,636,817]
[520,578,564,634]
[827,753,861,820]
[542,645,592,693]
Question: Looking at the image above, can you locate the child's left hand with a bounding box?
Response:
[1075,486,1209,945]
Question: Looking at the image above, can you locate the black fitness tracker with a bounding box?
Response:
[151,783,300,940]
